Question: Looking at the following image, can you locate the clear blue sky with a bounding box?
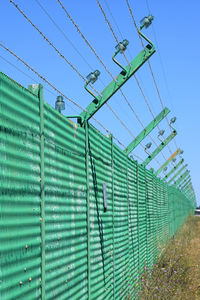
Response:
[0,0,199,204]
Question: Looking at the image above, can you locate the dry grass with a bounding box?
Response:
[134,216,200,299]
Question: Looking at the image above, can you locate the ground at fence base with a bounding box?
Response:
[133,216,200,300]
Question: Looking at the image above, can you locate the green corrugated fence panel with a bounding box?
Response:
[0,73,41,300]
[44,103,88,300]
[0,72,195,300]
[88,125,113,299]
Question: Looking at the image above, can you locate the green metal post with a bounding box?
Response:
[136,163,140,273]
[85,121,90,300]
[124,108,170,155]
[110,134,115,299]
[79,39,155,124]
[173,170,190,188]
[28,83,45,299]
[39,85,45,300]
[142,131,177,167]
[163,159,184,182]
[155,148,181,176]
[167,164,187,185]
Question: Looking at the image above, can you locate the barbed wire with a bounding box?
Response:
[8,0,163,167]
[145,0,179,151]
[10,0,150,155]
[125,0,178,154]
[98,0,177,166]
[9,0,102,98]
[34,0,94,71]
[0,54,56,97]
[57,0,144,128]
[56,0,163,164]
[96,0,168,161]
[0,42,138,156]
[0,51,156,166]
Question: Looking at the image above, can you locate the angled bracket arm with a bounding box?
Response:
[84,81,100,104]
[142,130,177,167]
[179,176,191,190]
[124,107,170,155]
[112,49,127,73]
[177,173,190,188]
[183,183,192,193]
[78,35,155,125]
[173,170,190,188]
[163,159,184,181]
[179,179,191,191]
[155,148,181,176]
[180,178,191,191]
[167,165,187,184]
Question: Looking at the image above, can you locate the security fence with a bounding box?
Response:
[0,72,195,300]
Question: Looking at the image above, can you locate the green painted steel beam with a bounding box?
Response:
[182,181,192,192]
[185,188,193,198]
[163,159,184,182]
[179,176,191,188]
[155,148,181,176]
[173,170,190,187]
[180,179,191,191]
[184,185,192,194]
[176,176,190,190]
[142,130,177,167]
[78,37,155,124]
[124,107,170,155]
[180,174,190,186]
[167,163,187,185]
[178,175,191,190]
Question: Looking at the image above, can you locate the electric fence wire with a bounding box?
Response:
[145,0,178,150]
[0,41,147,163]
[96,0,168,162]
[7,0,159,166]
[100,0,172,175]
[34,0,94,71]
[30,0,158,163]
[9,0,149,162]
[0,54,56,97]
[125,0,178,154]
[9,0,102,98]
[56,0,162,167]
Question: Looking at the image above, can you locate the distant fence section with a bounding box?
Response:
[0,72,195,300]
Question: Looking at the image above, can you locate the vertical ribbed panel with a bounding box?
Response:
[0,72,195,300]
[128,158,138,297]
[145,169,154,268]
[137,165,146,273]
[0,73,41,300]
[113,144,129,299]
[88,125,113,300]
[44,104,88,300]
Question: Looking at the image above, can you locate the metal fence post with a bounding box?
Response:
[39,84,45,300]
[85,121,91,300]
